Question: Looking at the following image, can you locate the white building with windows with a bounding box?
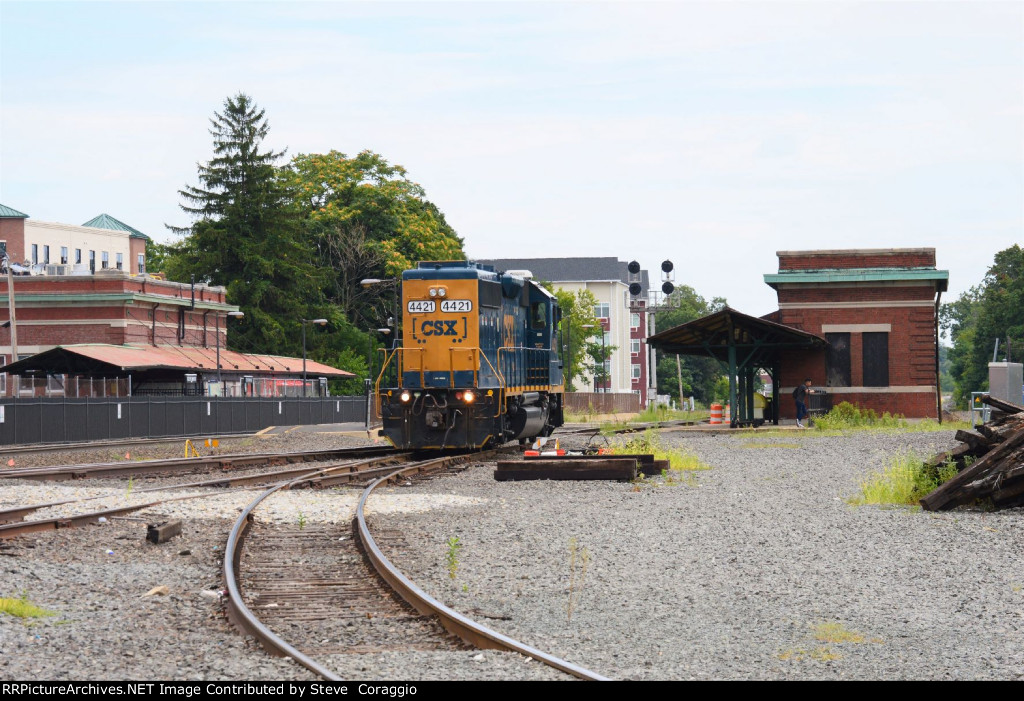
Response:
[475,257,655,405]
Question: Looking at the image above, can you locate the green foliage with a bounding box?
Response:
[610,429,711,474]
[164,93,317,354]
[813,402,909,430]
[144,240,170,275]
[851,452,958,506]
[550,287,604,391]
[0,592,56,619]
[445,536,462,580]
[654,286,727,404]
[286,150,464,329]
[942,245,1024,407]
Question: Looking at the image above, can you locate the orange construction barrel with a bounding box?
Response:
[710,404,723,424]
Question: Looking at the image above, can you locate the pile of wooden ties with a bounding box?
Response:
[920,395,1024,511]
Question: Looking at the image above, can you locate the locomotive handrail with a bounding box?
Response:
[374,346,507,418]
[497,346,552,390]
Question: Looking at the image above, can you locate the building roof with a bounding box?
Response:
[0,344,353,378]
[647,306,827,365]
[0,204,29,218]
[82,213,151,241]
[763,267,949,292]
[475,257,650,294]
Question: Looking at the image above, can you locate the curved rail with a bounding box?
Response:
[223,476,343,681]
[356,457,611,681]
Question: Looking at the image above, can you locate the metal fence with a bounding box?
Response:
[0,395,367,446]
[564,392,641,415]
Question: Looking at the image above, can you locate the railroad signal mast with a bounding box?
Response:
[628,259,677,312]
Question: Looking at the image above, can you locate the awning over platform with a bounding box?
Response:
[647,307,826,426]
[0,344,354,378]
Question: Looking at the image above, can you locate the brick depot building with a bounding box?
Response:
[763,248,948,419]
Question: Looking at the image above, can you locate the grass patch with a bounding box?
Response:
[0,593,57,620]
[813,402,971,433]
[849,452,958,506]
[612,429,711,473]
[777,646,842,662]
[813,621,865,644]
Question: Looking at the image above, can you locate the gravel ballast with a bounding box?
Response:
[375,429,1024,680]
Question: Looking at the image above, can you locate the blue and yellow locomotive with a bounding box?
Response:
[375,261,564,450]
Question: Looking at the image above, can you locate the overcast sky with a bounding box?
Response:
[1,1,1021,317]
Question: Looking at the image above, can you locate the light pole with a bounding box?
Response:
[217,310,244,389]
[301,318,328,397]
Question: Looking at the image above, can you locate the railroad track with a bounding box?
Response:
[0,445,398,482]
[0,432,260,456]
[225,451,610,681]
[0,451,411,539]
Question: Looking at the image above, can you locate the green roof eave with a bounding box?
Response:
[764,268,949,292]
[0,204,29,218]
[0,292,239,312]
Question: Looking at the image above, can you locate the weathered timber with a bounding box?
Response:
[526,453,657,467]
[920,428,1024,511]
[981,394,1024,415]
[147,520,183,544]
[495,459,638,481]
[953,430,991,452]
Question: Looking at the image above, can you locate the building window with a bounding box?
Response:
[632,363,642,379]
[75,249,82,265]
[101,251,109,269]
[138,253,145,274]
[89,250,96,273]
[116,253,123,271]
[593,303,610,319]
[60,247,68,265]
[825,332,851,387]
[862,332,890,387]
[631,339,640,354]
[31,244,38,265]
[630,312,640,329]
[43,245,50,265]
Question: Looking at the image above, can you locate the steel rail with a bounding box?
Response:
[0,445,398,481]
[356,455,611,682]
[0,455,408,539]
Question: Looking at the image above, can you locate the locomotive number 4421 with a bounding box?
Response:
[407,300,436,313]
[440,299,473,312]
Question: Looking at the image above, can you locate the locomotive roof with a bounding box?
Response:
[407,260,523,282]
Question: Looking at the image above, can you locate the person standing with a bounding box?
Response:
[793,378,814,428]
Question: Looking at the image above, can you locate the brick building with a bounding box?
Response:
[763,248,948,418]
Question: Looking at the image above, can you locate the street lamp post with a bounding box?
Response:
[217,310,244,390]
[301,318,328,397]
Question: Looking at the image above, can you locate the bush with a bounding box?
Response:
[851,452,959,506]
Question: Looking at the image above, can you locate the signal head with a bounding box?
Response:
[662,281,675,295]
[627,260,641,274]
[629,282,642,296]
[661,260,674,273]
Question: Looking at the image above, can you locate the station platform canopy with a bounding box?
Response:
[0,344,353,378]
[647,307,826,426]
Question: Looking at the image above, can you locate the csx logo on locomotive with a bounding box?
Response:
[415,318,468,339]
[420,319,462,337]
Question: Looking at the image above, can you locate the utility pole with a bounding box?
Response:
[676,354,684,410]
[5,257,17,362]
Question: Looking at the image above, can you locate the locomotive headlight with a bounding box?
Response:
[429,288,437,297]
[399,390,412,403]
[463,390,475,403]
[438,287,447,297]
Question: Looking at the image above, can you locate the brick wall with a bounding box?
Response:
[0,219,25,262]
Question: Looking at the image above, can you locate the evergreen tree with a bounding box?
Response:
[653,286,727,404]
[164,93,318,353]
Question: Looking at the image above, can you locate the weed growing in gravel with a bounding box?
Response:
[125,475,135,499]
[611,429,711,476]
[445,537,462,580]
[850,452,958,506]
[813,621,865,644]
[0,592,56,620]
[566,537,590,623]
[813,402,971,433]
[297,511,307,530]
[777,646,841,662]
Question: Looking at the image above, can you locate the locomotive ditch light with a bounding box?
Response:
[463,390,475,403]
[399,390,412,403]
